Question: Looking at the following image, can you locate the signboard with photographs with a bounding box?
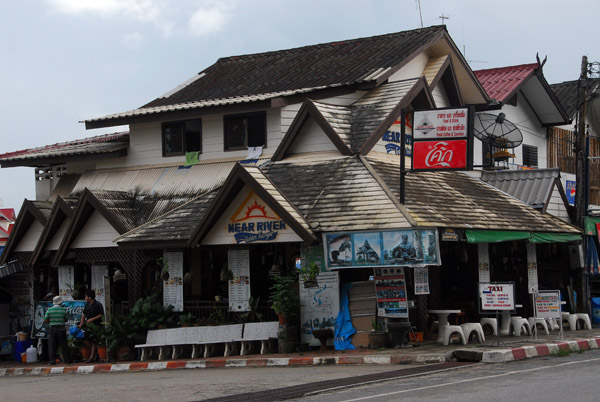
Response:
[324,229,440,269]
[374,267,408,318]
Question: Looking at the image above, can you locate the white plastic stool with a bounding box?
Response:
[443,325,466,346]
[510,317,531,336]
[562,312,578,330]
[499,311,511,336]
[575,313,592,330]
[528,317,549,335]
[545,317,559,330]
[460,323,485,343]
[480,317,498,336]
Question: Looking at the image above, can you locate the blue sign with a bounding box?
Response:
[566,180,576,205]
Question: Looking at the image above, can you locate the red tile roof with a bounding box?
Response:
[474,63,538,103]
[0,209,15,221]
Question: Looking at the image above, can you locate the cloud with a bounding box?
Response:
[188,2,233,36]
[121,32,145,49]
[46,0,234,37]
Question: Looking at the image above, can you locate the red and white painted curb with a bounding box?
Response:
[481,337,600,363]
[1,337,599,376]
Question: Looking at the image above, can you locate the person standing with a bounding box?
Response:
[44,296,72,365]
[78,290,104,363]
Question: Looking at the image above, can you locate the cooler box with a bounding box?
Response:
[592,297,600,324]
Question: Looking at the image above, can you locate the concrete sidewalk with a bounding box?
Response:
[1,328,599,377]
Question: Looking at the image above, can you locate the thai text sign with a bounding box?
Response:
[479,282,515,311]
[324,229,440,269]
[412,140,467,169]
[534,290,561,319]
[413,109,468,139]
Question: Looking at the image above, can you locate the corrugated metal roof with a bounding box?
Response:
[0,132,128,164]
[480,168,561,209]
[71,160,243,197]
[550,78,600,118]
[85,26,447,126]
[474,64,537,102]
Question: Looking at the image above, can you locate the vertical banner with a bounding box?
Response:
[228,249,251,312]
[374,267,408,318]
[91,264,108,309]
[414,267,430,295]
[163,251,184,312]
[478,243,490,283]
[58,265,74,301]
[299,271,340,346]
[526,243,538,294]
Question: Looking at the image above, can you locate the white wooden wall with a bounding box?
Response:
[46,220,69,250]
[546,185,571,222]
[70,211,120,248]
[287,118,338,154]
[14,220,44,252]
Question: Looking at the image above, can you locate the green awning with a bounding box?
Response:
[465,230,530,243]
[466,229,582,243]
[530,232,582,243]
[584,217,600,236]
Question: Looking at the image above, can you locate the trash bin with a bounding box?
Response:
[592,297,600,324]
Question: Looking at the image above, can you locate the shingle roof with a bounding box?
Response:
[550,78,600,118]
[0,132,128,167]
[481,168,562,209]
[262,156,413,232]
[116,190,219,244]
[366,155,580,233]
[474,64,538,103]
[84,26,447,127]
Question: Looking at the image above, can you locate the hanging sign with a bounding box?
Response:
[163,251,184,312]
[58,266,74,301]
[91,264,108,309]
[228,249,251,312]
[414,267,430,295]
[411,107,473,171]
[375,267,408,318]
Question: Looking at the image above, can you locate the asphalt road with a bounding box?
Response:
[301,351,600,402]
[1,350,598,402]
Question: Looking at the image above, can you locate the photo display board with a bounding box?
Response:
[479,282,515,311]
[374,267,408,318]
[324,229,440,269]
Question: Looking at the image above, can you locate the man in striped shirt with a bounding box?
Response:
[44,296,72,365]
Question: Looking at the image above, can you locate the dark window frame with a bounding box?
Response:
[223,112,266,151]
[162,119,202,157]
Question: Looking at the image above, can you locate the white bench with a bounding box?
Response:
[135,324,244,361]
[238,321,280,355]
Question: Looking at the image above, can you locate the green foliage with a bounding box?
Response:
[178,312,198,326]
[268,276,299,318]
[207,307,228,325]
[240,297,264,323]
[156,257,170,280]
[85,322,107,345]
[371,319,383,332]
[299,262,320,283]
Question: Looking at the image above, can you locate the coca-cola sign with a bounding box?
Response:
[413,140,467,169]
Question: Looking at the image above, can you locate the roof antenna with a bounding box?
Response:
[439,13,450,25]
[416,0,423,28]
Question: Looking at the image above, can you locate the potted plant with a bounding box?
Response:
[299,262,320,288]
[268,276,298,325]
[240,296,264,323]
[105,315,136,361]
[368,319,388,349]
[178,312,198,327]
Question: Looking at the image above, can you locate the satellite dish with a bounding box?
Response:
[473,112,523,149]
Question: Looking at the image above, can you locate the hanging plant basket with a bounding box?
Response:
[303,279,319,288]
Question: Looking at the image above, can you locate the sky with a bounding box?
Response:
[0,0,598,213]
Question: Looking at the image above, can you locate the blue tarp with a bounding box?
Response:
[585,236,599,275]
[334,282,356,350]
